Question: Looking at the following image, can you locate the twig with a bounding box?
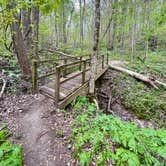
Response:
[93,98,99,110]
[107,96,115,115]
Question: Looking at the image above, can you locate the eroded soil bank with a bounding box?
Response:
[96,68,159,128]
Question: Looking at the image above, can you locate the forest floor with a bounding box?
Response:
[0,59,165,165]
[0,94,74,166]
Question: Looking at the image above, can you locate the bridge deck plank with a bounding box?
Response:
[39,64,108,108]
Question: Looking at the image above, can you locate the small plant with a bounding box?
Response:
[0,126,23,166]
[70,96,166,166]
[59,109,70,117]
[55,129,64,138]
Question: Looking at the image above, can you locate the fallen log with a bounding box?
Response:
[109,65,166,89]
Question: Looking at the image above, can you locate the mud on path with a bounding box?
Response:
[0,94,74,166]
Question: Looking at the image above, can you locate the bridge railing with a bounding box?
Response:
[32,54,91,92]
[54,59,91,104]
[32,53,109,106]
[53,53,108,105]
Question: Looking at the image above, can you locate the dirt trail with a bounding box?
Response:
[19,99,56,166]
[1,94,73,166]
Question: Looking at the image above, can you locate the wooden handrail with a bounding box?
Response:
[34,58,70,64]
[37,71,56,80]
[57,58,90,68]
[60,67,90,84]
[32,52,108,105]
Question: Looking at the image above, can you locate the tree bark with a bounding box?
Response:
[21,8,32,52]
[107,0,116,51]
[131,0,136,63]
[62,2,67,44]
[32,6,40,59]
[89,0,101,94]
[11,14,31,78]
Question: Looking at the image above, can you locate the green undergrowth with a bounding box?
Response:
[128,52,166,81]
[0,125,22,166]
[111,73,166,127]
[108,50,166,81]
[70,96,166,166]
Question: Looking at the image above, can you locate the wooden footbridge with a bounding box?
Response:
[32,51,108,108]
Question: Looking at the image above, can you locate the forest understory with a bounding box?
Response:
[0,0,166,165]
[0,58,165,165]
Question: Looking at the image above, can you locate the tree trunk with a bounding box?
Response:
[130,0,136,63]
[54,13,59,48]
[32,6,40,59]
[107,0,116,51]
[62,2,67,44]
[21,8,32,52]
[89,0,101,94]
[11,15,31,78]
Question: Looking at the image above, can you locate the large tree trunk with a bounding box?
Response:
[89,0,101,94]
[21,8,32,52]
[11,15,31,78]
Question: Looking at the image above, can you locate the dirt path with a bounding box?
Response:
[19,99,56,166]
[0,94,73,166]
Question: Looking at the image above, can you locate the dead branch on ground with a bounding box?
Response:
[109,65,166,89]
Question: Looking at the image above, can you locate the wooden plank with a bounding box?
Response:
[60,71,82,84]
[32,60,38,92]
[58,58,90,68]
[58,82,89,109]
[63,58,67,77]
[82,60,86,84]
[38,71,56,80]
[40,86,66,100]
[95,67,108,80]
[54,67,60,104]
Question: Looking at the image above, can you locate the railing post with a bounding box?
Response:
[82,60,86,85]
[102,54,104,69]
[63,58,67,77]
[107,52,109,65]
[79,57,82,71]
[54,66,60,105]
[32,60,38,93]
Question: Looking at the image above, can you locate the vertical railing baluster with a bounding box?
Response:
[79,56,82,71]
[32,60,38,93]
[102,54,104,69]
[107,52,109,65]
[82,60,86,85]
[54,66,60,105]
[63,58,67,77]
